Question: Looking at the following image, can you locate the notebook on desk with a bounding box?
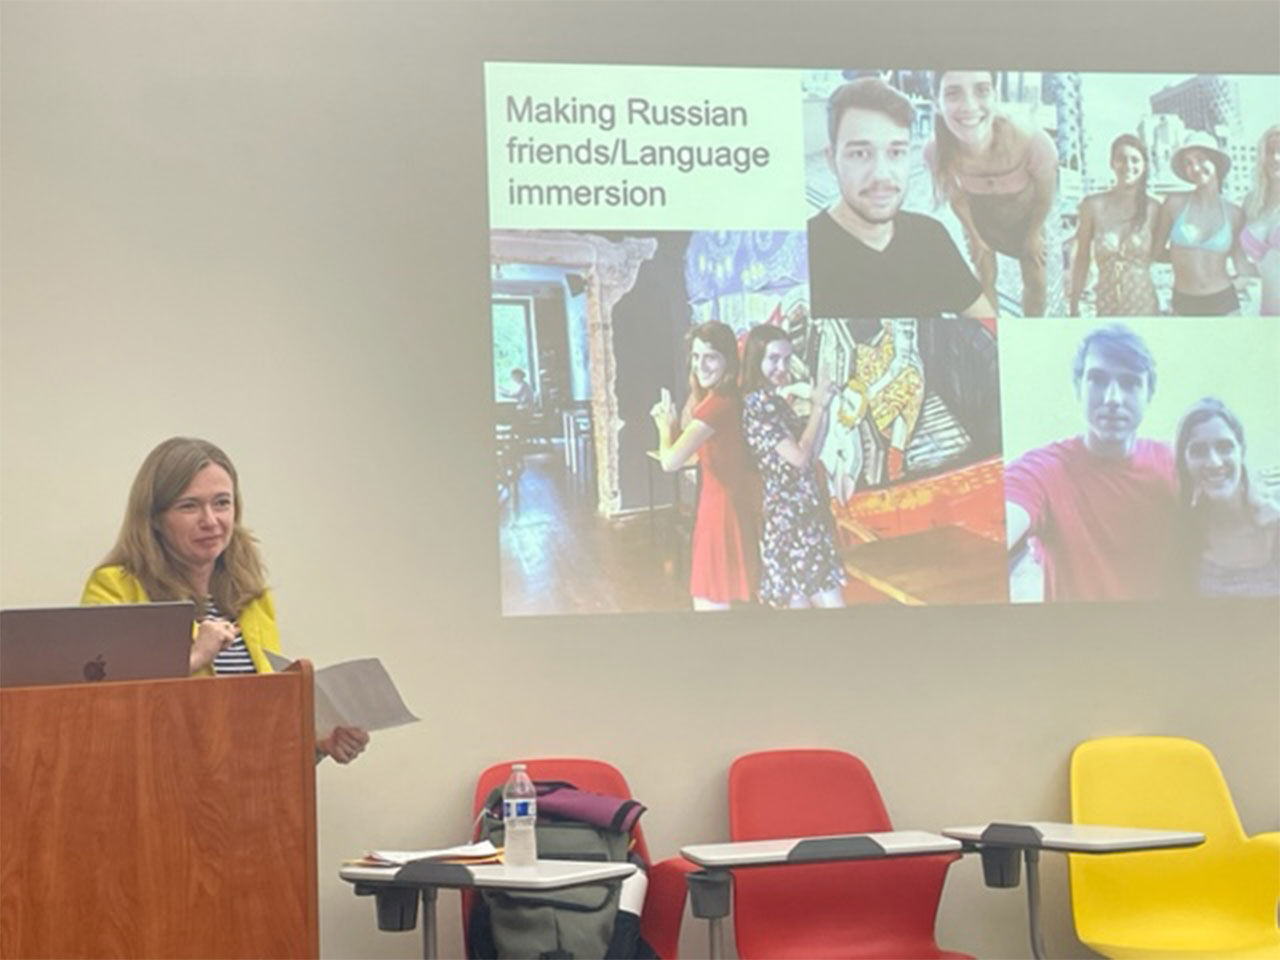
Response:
[0,602,194,688]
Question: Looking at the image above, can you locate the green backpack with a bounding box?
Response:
[467,785,649,960]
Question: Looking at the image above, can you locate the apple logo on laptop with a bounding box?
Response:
[83,655,107,682]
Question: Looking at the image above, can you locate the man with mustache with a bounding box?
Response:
[807,77,993,322]
[1004,324,1179,602]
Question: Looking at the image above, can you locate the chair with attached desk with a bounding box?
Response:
[1070,736,1280,959]
[729,749,970,959]
[466,757,695,959]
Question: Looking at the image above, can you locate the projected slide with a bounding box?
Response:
[487,63,1280,616]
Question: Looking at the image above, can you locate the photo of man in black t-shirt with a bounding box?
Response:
[808,77,993,321]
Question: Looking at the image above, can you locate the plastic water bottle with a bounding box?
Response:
[502,763,538,867]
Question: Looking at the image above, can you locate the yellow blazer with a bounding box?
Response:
[81,565,281,676]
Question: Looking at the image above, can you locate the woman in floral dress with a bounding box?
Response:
[1070,134,1160,317]
[740,324,846,609]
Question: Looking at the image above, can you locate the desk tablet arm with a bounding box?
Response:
[643,856,699,960]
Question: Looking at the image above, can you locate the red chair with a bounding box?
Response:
[729,749,970,960]
[465,757,695,959]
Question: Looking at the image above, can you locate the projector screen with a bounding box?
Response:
[485,63,1280,616]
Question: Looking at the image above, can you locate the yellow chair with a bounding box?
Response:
[1069,736,1280,959]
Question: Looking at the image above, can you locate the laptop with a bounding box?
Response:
[0,602,194,688]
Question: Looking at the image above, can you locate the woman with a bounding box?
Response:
[925,69,1059,317]
[1070,134,1160,316]
[1239,124,1280,316]
[650,322,758,610]
[82,437,369,763]
[1151,131,1244,316]
[740,324,845,609]
[1174,398,1278,597]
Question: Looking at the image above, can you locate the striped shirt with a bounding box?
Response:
[203,598,257,675]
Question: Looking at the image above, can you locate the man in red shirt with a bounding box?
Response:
[1004,324,1179,602]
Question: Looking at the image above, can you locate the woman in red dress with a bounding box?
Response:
[650,321,759,609]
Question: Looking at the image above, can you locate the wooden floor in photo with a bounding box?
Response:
[499,451,691,616]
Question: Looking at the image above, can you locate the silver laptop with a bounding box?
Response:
[0,602,194,688]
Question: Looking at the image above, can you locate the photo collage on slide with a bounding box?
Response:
[485,63,1280,616]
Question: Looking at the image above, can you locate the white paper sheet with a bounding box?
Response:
[364,840,498,866]
[264,651,419,734]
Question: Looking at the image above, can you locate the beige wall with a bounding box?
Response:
[2,3,1277,958]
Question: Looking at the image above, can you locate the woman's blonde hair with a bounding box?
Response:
[1244,124,1280,221]
[103,437,267,616]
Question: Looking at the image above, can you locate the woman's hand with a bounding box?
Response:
[650,388,678,434]
[317,725,370,764]
[810,370,839,417]
[776,369,842,471]
[189,618,235,673]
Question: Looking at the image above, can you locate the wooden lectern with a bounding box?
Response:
[0,662,319,959]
